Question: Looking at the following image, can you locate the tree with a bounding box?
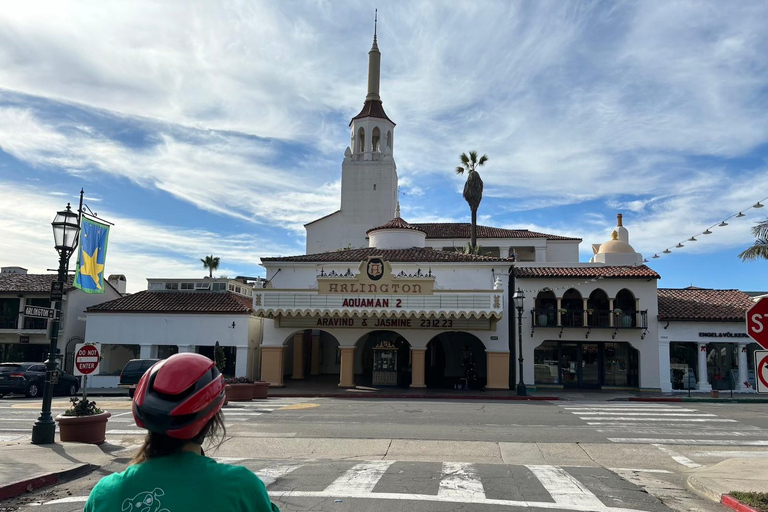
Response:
[455,151,488,250]
[739,219,768,262]
[214,341,226,374]
[201,255,220,278]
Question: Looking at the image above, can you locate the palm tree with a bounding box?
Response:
[455,151,488,250]
[201,255,220,278]
[739,219,768,261]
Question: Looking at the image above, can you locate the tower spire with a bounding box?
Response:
[366,9,381,101]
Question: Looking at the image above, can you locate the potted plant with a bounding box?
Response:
[586,308,595,315]
[224,377,254,401]
[613,308,622,315]
[55,397,111,444]
[558,308,567,315]
[252,380,270,399]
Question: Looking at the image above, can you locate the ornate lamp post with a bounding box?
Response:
[512,288,527,396]
[31,204,80,444]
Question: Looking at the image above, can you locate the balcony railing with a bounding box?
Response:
[23,317,47,330]
[531,309,648,332]
[0,315,18,329]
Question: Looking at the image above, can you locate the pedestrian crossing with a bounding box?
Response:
[34,459,670,512]
[558,402,768,446]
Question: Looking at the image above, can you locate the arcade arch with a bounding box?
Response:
[425,332,487,389]
[281,329,341,383]
[354,330,411,387]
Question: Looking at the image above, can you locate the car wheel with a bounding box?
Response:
[26,382,41,398]
[69,384,78,396]
[128,388,135,398]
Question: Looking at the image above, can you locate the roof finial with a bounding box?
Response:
[374,8,378,42]
[395,201,400,218]
[617,213,623,227]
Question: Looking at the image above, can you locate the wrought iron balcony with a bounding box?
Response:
[530,309,649,339]
[0,315,18,329]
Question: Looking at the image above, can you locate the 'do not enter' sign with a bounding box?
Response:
[74,343,101,376]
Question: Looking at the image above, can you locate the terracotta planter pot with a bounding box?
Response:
[55,411,111,444]
[224,385,231,406]
[252,381,269,399]
[226,383,253,401]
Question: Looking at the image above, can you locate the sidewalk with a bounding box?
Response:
[0,442,110,501]
[688,458,768,511]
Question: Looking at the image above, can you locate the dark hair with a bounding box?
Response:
[131,412,226,464]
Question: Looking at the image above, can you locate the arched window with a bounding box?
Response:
[615,289,636,327]
[350,128,355,153]
[562,288,583,327]
[386,130,392,149]
[372,127,381,152]
[358,127,365,153]
[534,290,557,327]
[587,289,610,327]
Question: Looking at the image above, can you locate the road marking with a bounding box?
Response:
[609,438,768,446]
[565,408,699,412]
[438,462,486,500]
[256,462,303,486]
[651,444,702,469]
[607,468,672,474]
[597,429,767,436]
[106,429,146,435]
[692,451,768,458]
[526,465,605,509]
[574,412,716,417]
[582,417,736,422]
[324,460,394,494]
[278,403,320,411]
[0,434,25,441]
[222,412,264,416]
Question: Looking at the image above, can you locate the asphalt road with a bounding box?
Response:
[3,395,766,511]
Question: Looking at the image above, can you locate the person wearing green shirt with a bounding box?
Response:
[84,353,279,512]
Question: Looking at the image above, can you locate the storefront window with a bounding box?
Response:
[669,342,697,390]
[534,341,559,384]
[707,343,738,390]
[604,343,628,386]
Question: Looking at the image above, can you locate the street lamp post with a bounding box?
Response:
[512,288,526,396]
[31,204,80,445]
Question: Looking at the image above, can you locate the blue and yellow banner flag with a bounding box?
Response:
[73,216,110,294]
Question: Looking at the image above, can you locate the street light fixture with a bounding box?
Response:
[31,203,80,445]
[512,288,526,396]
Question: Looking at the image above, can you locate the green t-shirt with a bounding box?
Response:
[84,451,279,512]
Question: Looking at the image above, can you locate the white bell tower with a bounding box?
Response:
[305,12,398,254]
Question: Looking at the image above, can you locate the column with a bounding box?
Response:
[556,298,562,326]
[486,352,510,390]
[410,348,426,388]
[609,299,615,327]
[310,334,321,376]
[658,340,672,392]
[582,298,589,327]
[17,297,25,330]
[292,333,305,379]
[235,346,249,379]
[738,343,751,391]
[697,343,711,391]
[338,347,355,388]
[260,346,285,387]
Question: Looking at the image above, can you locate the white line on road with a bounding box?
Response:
[324,460,394,494]
[438,462,486,500]
[565,408,699,412]
[256,462,303,486]
[526,465,605,509]
[0,434,25,441]
[222,412,264,416]
[609,438,768,446]
[607,468,672,474]
[651,444,702,469]
[106,429,146,435]
[575,412,715,417]
[597,429,767,436]
[582,417,736,422]
[691,451,768,458]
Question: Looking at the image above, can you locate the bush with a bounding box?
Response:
[63,396,104,417]
[224,377,254,384]
[729,492,768,512]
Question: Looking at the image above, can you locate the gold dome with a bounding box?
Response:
[597,231,636,254]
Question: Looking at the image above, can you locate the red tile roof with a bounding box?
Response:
[411,223,581,241]
[658,288,755,321]
[87,291,253,314]
[350,100,395,126]
[366,217,426,234]
[0,274,75,293]
[261,247,511,263]
[514,266,660,279]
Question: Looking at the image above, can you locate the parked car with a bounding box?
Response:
[119,359,159,398]
[0,362,80,398]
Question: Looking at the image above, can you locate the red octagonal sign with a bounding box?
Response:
[75,345,100,375]
[747,297,768,349]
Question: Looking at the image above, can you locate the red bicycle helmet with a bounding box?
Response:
[133,353,225,440]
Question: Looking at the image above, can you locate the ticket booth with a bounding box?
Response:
[372,340,398,386]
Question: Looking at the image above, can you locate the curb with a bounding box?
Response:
[0,463,96,501]
[722,494,762,512]
[268,393,559,400]
[686,475,723,504]
[629,397,768,403]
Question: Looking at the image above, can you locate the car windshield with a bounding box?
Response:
[0,364,22,370]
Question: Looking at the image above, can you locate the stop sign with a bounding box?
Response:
[75,344,100,375]
[746,298,768,349]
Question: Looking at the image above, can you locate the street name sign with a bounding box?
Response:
[746,298,768,349]
[74,343,101,376]
[23,305,56,319]
[755,350,768,394]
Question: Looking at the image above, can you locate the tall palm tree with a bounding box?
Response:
[201,255,220,278]
[739,219,768,261]
[455,151,488,250]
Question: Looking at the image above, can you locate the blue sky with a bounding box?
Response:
[1,1,767,293]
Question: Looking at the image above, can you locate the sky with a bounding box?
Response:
[1,1,767,294]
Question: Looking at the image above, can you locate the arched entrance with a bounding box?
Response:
[283,329,341,385]
[355,331,411,388]
[425,332,487,389]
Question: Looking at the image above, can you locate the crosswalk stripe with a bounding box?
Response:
[609,438,768,446]
[564,408,698,412]
[438,462,486,500]
[256,462,303,486]
[574,412,715,417]
[652,444,702,468]
[582,417,736,422]
[223,412,264,416]
[525,465,605,509]
[323,460,394,494]
[106,429,146,435]
[597,429,767,436]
